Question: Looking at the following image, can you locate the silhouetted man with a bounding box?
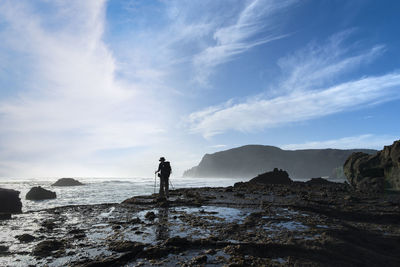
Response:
[155,157,171,199]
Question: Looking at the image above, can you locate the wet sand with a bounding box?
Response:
[1,181,400,266]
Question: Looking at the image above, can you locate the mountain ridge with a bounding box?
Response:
[183,145,377,179]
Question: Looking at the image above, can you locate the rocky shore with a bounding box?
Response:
[1,180,399,267]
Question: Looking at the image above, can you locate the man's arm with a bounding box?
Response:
[155,163,162,173]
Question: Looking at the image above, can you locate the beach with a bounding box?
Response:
[1,179,399,266]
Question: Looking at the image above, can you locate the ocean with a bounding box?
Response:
[0,176,247,212]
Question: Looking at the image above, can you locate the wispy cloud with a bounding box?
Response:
[187,32,400,137]
[281,134,398,150]
[277,30,386,93]
[192,0,297,85]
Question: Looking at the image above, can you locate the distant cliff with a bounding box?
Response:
[183,145,377,179]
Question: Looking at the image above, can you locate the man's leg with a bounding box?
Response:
[165,176,169,198]
[159,176,164,197]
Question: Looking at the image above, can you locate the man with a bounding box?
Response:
[155,157,171,199]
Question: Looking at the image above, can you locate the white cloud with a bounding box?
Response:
[188,72,400,137]
[187,31,400,137]
[277,31,386,94]
[192,0,296,85]
[281,135,399,150]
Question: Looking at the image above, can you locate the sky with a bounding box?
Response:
[0,0,399,178]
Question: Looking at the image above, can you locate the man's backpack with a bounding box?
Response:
[161,161,172,176]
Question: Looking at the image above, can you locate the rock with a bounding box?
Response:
[305,178,338,185]
[16,234,35,243]
[41,220,56,230]
[26,186,56,200]
[0,213,11,220]
[32,240,64,257]
[205,249,216,255]
[164,236,190,247]
[52,178,83,186]
[344,140,400,192]
[68,229,85,235]
[0,245,8,255]
[108,241,144,253]
[0,188,22,213]
[145,211,156,220]
[191,255,207,264]
[243,212,263,226]
[249,168,293,185]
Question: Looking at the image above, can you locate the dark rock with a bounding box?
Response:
[305,178,338,185]
[145,211,156,220]
[191,255,208,264]
[68,229,85,235]
[205,248,216,255]
[164,236,190,247]
[0,245,8,254]
[225,187,233,192]
[244,212,263,226]
[41,220,56,230]
[16,234,35,243]
[108,241,144,253]
[32,240,64,257]
[0,188,22,213]
[26,186,56,200]
[249,168,293,185]
[344,140,400,192]
[140,245,173,259]
[75,233,87,239]
[52,178,83,186]
[157,200,169,208]
[0,213,11,220]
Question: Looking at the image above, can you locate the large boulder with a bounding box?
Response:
[26,186,56,200]
[344,140,400,192]
[52,178,83,186]
[0,188,22,213]
[249,168,293,185]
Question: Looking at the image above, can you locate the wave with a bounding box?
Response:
[98,180,135,185]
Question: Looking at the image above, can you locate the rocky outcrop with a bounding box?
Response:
[305,178,339,185]
[183,145,377,179]
[52,178,83,186]
[344,140,400,192]
[26,186,56,200]
[249,168,293,185]
[0,188,22,213]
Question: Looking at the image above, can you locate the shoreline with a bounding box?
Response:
[1,181,400,266]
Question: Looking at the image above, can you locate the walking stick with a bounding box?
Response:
[169,177,175,190]
[154,172,157,194]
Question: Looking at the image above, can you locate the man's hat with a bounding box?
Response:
[159,157,165,161]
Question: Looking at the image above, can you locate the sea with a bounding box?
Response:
[0,176,247,212]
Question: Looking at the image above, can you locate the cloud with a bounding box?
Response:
[277,30,386,93]
[187,32,400,137]
[192,0,297,85]
[0,1,168,177]
[281,135,398,150]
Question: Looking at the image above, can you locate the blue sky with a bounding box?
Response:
[0,0,399,177]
